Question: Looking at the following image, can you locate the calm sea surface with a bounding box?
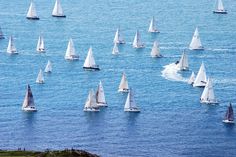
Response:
[0,0,236,156]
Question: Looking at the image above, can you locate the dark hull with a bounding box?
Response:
[213,11,227,14]
[52,15,66,18]
[83,67,100,71]
[26,17,40,20]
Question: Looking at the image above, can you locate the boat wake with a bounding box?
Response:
[161,63,188,82]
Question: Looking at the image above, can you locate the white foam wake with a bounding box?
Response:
[161,63,188,82]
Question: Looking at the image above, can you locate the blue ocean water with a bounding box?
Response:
[0,0,236,156]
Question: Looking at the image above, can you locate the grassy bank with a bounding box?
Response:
[0,149,99,157]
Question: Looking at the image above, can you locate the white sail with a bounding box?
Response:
[113,28,125,44]
[132,30,144,48]
[96,81,107,107]
[26,1,39,19]
[0,26,4,39]
[36,69,44,84]
[7,36,17,54]
[177,51,189,70]
[200,78,218,104]
[83,47,99,69]
[150,41,161,57]
[36,35,45,52]
[189,27,203,50]
[193,62,207,87]
[84,89,100,111]
[52,0,66,17]
[218,0,224,10]
[118,72,129,92]
[44,60,52,73]
[22,84,37,111]
[65,38,79,60]
[148,16,159,33]
[124,89,140,112]
[188,72,195,85]
[112,43,119,55]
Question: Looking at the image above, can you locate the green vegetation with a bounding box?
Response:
[0,149,99,157]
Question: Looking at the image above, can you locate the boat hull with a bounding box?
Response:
[118,89,129,93]
[52,15,66,18]
[124,108,140,112]
[83,107,100,112]
[36,81,44,84]
[97,103,108,107]
[22,107,37,112]
[83,66,100,71]
[26,17,40,20]
[148,30,160,33]
[200,100,219,104]
[133,45,145,49]
[7,51,18,55]
[65,55,79,60]
[151,54,162,58]
[222,120,234,124]
[114,41,125,44]
[213,11,227,14]
[189,47,204,50]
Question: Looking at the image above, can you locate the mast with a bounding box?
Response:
[118,72,129,91]
[44,60,52,73]
[193,62,207,87]
[189,27,203,50]
[150,41,161,57]
[148,16,159,33]
[22,84,35,109]
[112,43,119,55]
[85,89,98,108]
[83,47,96,68]
[113,27,125,44]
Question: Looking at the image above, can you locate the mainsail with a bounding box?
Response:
[112,43,119,55]
[177,51,188,70]
[113,28,125,44]
[150,41,161,57]
[118,72,129,92]
[200,78,217,104]
[96,81,107,106]
[52,0,66,17]
[132,30,144,48]
[36,69,44,84]
[148,16,159,33]
[36,35,45,52]
[7,36,17,54]
[44,60,52,73]
[22,84,35,109]
[189,27,203,50]
[224,103,234,122]
[26,1,39,19]
[193,62,207,87]
[65,38,78,60]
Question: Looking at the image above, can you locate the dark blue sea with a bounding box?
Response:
[0,0,236,156]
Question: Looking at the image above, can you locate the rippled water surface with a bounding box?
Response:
[0,0,236,156]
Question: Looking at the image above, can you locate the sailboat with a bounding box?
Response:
[65,38,79,60]
[83,47,100,70]
[7,36,18,54]
[96,81,108,107]
[36,34,45,52]
[213,0,227,14]
[0,26,4,39]
[200,78,218,104]
[124,88,140,112]
[44,60,52,73]
[112,43,119,55]
[52,0,66,17]
[150,41,162,57]
[36,69,44,84]
[189,27,204,50]
[84,89,100,112]
[223,103,234,124]
[176,51,189,71]
[113,28,125,44]
[148,16,159,33]
[118,72,129,92]
[22,84,37,112]
[132,30,145,48]
[26,1,40,20]
[193,62,207,87]
[188,72,195,85]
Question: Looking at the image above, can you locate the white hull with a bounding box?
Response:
[222,120,234,124]
[124,108,140,112]
[36,80,44,84]
[200,99,219,104]
[22,106,37,112]
[83,107,100,112]
[189,46,204,50]
[65,55,79,60]
[118,89,129,93]
[97,103,108,107]
[133,44,145,49]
